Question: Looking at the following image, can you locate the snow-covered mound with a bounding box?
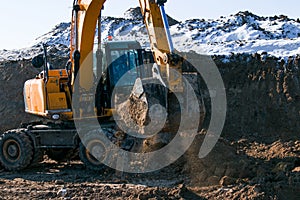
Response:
[1,8,300,61]
[171,11,300,58]
[35,22,70,47]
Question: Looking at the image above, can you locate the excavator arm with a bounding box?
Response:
[138,0,183,92]
[70,0,182,94]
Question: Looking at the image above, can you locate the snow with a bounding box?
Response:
[1,9,300,61]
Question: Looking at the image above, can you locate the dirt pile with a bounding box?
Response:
[216,53,300,136]
[183,52,300,135]
[182,134,300,198]
[180,52,300,198]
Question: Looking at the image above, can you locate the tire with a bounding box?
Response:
[26,133,44,167]
[30,148,44,167]
[46,148,78,162]
[79,131,107,171]
[0,131,33,171]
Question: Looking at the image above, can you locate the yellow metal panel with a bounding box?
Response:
[29,79,46,114]
[48,93,68,110]
[139,0,170,54]
[46,77,60,93]
[48,69,68,77]
[103,108,113,117]
[60,112,73,120]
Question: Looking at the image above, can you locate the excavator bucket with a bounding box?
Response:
[116,76,168,136]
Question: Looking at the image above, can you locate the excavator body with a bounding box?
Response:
[24,40,147,121]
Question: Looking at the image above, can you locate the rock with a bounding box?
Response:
[55,179,64,185]
[292,167,300,172]
[13,178,25,182]
[220,176,237,186]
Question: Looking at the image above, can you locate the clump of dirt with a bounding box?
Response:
[116,77,170,136]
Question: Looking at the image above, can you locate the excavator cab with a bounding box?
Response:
[94,40,153,117]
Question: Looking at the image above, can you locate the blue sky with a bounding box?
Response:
[0,0,299,50]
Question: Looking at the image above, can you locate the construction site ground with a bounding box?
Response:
[0,132,299,199]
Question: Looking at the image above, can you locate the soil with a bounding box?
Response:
[0,50,299,199]
[0,135,299,199]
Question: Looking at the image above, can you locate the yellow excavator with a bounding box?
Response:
[0,0,198,171]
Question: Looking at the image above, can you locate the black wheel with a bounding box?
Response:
[0,131,33,171]
[79,131,107,171]
[30,148,44,166]
[46,148,78,162]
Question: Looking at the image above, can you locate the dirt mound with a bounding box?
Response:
[180,52,300,198]
[183,134,300,198]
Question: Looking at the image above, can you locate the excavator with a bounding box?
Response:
[0,0,202,171]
